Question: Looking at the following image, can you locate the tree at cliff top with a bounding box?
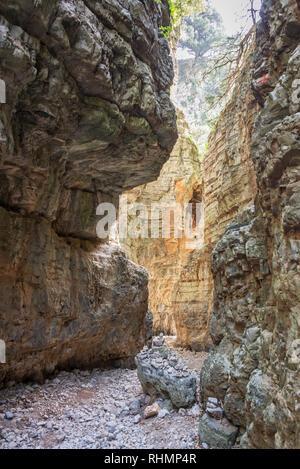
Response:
[172,2,228,153]
[180,5,223,59]
[168,0,205,22]
[173,0,260,154]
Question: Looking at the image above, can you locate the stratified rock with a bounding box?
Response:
[121,112,209,350]
[153,333,165,347]
[206,405,223,421]
[135,347,197,408]
[207,397,218,406]
[199,413,239,449]
[200,0,300,449]
[0,0,177,385]
[122,38,259,352]
[200,339,233,403]
[152,333,168,358]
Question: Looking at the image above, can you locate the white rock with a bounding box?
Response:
[158,408,169,418]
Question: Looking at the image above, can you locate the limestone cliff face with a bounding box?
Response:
[171,54,259,351]
[122,50,259,351]
[0,0,177,385]
[201,0,300,449]
[194,54,259,349]
[121,113,205,347]
[203,61,258,248]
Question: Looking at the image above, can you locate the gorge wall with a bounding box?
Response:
[200,0,300,449]
[0,0,177,385]
[0,0,299,451]
[121,112,206,349]
[195,52,259,349]
[122,50,258,351]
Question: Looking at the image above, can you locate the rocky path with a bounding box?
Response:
[0,345,207,450]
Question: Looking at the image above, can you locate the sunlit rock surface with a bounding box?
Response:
[121,112,209,349]
[122,49,258,351]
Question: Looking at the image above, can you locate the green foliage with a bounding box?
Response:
[159,25,172,39]
[172,0,260,157]
[206,116,218,131]
[168,0,204,24]
[173,2,227,154]
[179,6,223,59]
[155,0,204,28]
[198,140,209,160]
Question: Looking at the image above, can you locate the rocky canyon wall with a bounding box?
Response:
[196,52,259,349]
[122,50,258,351]
[121,112,204,346]
[0,0,177,385]
[200,0,300,449]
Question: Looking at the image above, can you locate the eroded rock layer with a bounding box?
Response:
[121,113,208,348]
[192,51,259,349]
[0,0,177,384]
[122,47,259,351]
[201,0,300,449]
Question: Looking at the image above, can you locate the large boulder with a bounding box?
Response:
[135,345,197,408]
[199,413,239,449]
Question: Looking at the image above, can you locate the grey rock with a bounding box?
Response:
[207,397,218,406]
[199,413,239,449]
[153,333,165,347]
[0,0,177,386]
[145,310,154,349]
[129,399,141,415]
[201,7,300,449]
[152,345,169,359]
[206,405,223,420]
[158,408,169,418]
[155,399,173,411]
[187,404,201,417]
[200,341,233,402]
[133,415,141,424]
[135,349,197,408]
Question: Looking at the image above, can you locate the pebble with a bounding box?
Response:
[158,409,169,418]
[0,340,206,449]
[207,397,218,406]
[188,404,201,417]
[144,404,161,419]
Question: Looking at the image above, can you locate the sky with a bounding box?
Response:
[210,0,262,35]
